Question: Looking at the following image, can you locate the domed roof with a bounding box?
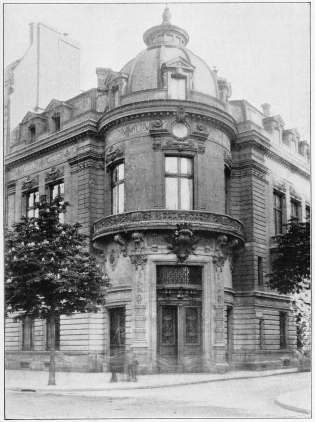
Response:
[120,8,219,99]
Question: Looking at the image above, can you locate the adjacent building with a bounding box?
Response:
[5,8,310,373]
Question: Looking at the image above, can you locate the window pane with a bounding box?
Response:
[59,213,64,224]
[165,157,178,174]
[112,167,118,184]
[112,186,117,214]
[165,177,179,209]
[34,191,39,203]
[180,177,192,210]
[34,208,39,218]
[180,157,192,175]
[27,209,33,218]
[59,183,64,195]
[52,185,59,199]
[118,183,124,213]
[118,163,124,181]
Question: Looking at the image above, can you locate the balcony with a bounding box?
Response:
[92,209,245,243]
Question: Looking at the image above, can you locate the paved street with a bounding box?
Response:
[6,372,310,419]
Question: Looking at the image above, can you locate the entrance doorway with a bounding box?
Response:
[156,265,203,373]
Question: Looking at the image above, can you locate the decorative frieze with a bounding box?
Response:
[68,151,104,173]
[162,138,198,153]
[93,210,245,240]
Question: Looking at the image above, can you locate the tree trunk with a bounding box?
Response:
[48,313,56,385]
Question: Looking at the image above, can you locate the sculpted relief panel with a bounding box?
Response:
[107,121,155,143]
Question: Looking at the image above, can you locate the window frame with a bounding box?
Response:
[273,190,284,235]
[290,199,300,223]
[224,166,231,215]
[22,317,34,351]
[51,113,61,133]
[257,256,263,287]
[164,156,194,210]
[28,125,36,143]
[279,311,287,350]
[46,316,61,351]
[111,161,125,215]
[25,189,39,218]
[46,180,65,222]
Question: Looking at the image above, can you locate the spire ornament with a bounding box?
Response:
[162,6,172,24]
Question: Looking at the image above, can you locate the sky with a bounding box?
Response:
[3,2,310,140]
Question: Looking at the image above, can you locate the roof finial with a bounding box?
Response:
[162,5,172,25]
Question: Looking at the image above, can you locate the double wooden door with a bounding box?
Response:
[157,304,202,373]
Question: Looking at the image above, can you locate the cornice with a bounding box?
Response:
[266,150,310,180]
[5,119,99,170]
[99,100,238,140]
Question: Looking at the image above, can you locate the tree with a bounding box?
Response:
[5,195,110,385]
[268,221,310,294]
[268,220,310,355]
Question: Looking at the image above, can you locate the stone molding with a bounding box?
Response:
[68,151,104,173]
[273,179,286,193]
[266,150,309,180]
[6,180,17,195]
[5,119,99,170]
[99,99,238,140]
[92,209,245,242]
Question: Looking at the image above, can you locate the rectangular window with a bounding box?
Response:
[165,156,193,210]
[49,182,65,223]
[279,312,287,349]
[257,257,263,286]
[22,318,34,351]
[273,191,283,234]
[259,319,264,349]
[46,316,60,351]
[169,76,186,100]
[290,200,300,223]
[224,167,230,214]
[29,125,36,143]
[112,162,124,214]
[305,206,310,221]
[52,114,61,133]
[26,190,39,218]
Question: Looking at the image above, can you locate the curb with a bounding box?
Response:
[7,369,299,395]
[274,398,311,415]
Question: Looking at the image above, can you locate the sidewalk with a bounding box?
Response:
[6,367,299,393]
[6,368,311,414]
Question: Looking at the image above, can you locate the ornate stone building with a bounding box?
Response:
[5,9,310,373]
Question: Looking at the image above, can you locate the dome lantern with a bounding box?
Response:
[143,7,189,47]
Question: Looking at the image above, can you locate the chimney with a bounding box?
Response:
[96,68,112,90]
[261,103,271,117]
[29,23,37,45]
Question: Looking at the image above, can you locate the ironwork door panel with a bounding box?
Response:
[158,306,178,372]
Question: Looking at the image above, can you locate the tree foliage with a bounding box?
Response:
[5,196,110,384]
[267,221,310,295]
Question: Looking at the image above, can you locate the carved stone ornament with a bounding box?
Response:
[105,146,124,165]
[153,140,162,150]
[130,254,148,270]
[114,234,127,256]
[164,223,199,263]
[45,166,64,182]
[273,179,286,193]
[213,236,239,272]
[152,119,163,128]
[131,232,145,252]
[289,185,301,200]
[175,106,186,123]
[109,249,119,269]
[22,175,38,191]
[163,139,197,152]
